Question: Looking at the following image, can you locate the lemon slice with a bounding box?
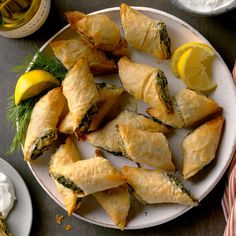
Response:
[171,42,214,77]
[14,70,60,105]
[177,48,217,92]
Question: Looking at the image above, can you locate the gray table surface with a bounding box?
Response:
[0,0,235,235]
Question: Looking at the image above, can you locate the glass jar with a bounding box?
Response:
[0,0,50,38]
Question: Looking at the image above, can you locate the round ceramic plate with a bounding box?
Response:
[27,7,236,229]
[0,158,32,235]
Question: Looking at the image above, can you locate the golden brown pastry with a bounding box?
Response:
[50,38,117,74]
[118,125,175,171]
[182,116,224,179]
[65,11,121,52]
[175,88,222,127]
[58,83,123,134]
[120,3,171,59]
[49,137,81,215]
[24,87,66,162]
[93,185,130,230]
[57,112,74,135]
[86,110,169,155]
[121,166,197,205]
[0,213,12,236]
[89,83,124,131]
[62,58,99,139]
[146,98,184,128]
[51,152,124,197]
[118,57,172,112]
[147,88,222,128]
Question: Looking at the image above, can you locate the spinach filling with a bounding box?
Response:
[157,22,171,58]
[75,103,99,139]
[56,176,84,195]
[31,131,56,160]
[156,71,173,112]
[166,173,197,202]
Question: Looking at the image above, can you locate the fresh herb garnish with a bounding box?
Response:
[6,51,67,154]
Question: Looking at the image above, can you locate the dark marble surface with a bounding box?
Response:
[0,0,235,235]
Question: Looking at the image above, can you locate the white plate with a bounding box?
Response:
[0,158,32,235]
[27,7,236,229]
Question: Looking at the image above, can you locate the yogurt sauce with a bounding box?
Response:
[0,173,16,219]
[177,0,234,12]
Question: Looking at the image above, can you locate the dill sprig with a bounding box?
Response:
[6,51,67,154]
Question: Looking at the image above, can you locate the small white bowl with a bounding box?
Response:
[171,0,236,16]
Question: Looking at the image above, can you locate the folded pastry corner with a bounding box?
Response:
[88,83,124,132]
[182,115,224,179]
[118,57,172,112]
[175,88,222,127]
[87,110,170,156]
[120,3,171,59]
[117,124,175,171]
[121,166,197,206]
[51,153,124,197]
[62,58,99,139]
[146,98,184,129]
[58,112,74,135]
[59,83,123,135]
[65,11,121,52]
[24,87,66,162]
[93,185,130,230]
[50,38,117,74]
[49,137,82,215]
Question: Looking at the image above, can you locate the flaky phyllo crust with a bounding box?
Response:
[147,88,222,128]
[24,87,66,162]
[50,38,117,75]
[117,124,175,171]
[62,58,99,139]
[118,57,172,112]
[51,153,124,197]
[120,3,171,59]
[49,137,82,215]
[121,166,197,205]
[182,116,224,179]
[86,110,169,156]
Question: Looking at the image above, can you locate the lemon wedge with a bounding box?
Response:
[14,70,60,105]
[177,47,217,92]
[171,42,214,78]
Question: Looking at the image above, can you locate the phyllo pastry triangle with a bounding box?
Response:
[24,87,66,162]
[49,137,82,215]
[58,83,123,134]
[86,110,169,156]
[121,166,197,205]
[88,83,124,132]
[93,185,130,230]
[117,125,175,171]
[147,88,222,128]
[146,98,184,128]
[50,38,117,74]
[175,88,222,127]
[62,58,99,139]
[50,151,124,197]
[118,57,172,112]
[182,116,224,179]
[65,11,121,52]
[120,3,171,59]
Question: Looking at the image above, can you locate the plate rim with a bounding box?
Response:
[27,6,236,230]
[0,158,33,235]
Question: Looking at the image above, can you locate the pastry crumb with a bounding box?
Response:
[64,224,73,231]
[55,214,64,225]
